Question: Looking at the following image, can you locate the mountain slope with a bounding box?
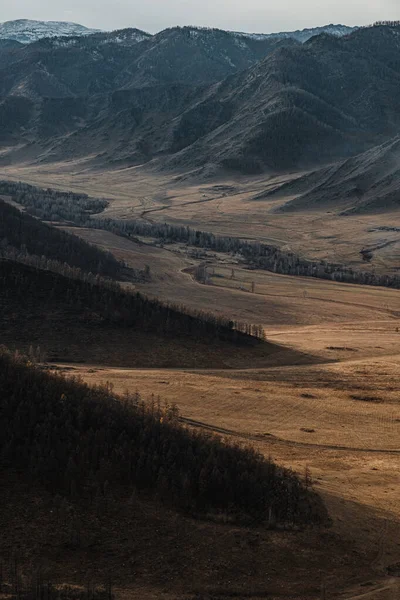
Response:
[159,24,400,173]
[1,348,319,524]
[267,136,400,214]
[0,19,354,45]
[0,198,124,277]
[120,27,300,87]
[0,38,23,49]
[0,25,298,100]
[0,351,347,600]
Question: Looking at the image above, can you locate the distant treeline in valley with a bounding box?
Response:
[0,349,326,524]
[2,179,399,289]
[0,181,108,222]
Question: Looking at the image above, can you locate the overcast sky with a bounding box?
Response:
[1,0,400,34]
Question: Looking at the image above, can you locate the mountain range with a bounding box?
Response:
[0,19,356,45]
[1,21,400,176]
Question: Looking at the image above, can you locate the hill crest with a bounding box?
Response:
[0,19,101,44]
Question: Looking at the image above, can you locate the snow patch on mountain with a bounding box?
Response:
[97,29,152,45]
[0,19,101,44]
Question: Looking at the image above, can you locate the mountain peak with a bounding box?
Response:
[0,19,101,44]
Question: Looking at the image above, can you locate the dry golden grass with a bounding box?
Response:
[60,355,400,451]
[59,357,400,599]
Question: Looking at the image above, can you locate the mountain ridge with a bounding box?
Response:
[0,19,356,45]
[233,23,356,42]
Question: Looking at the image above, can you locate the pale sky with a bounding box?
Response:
[0,0,399,34]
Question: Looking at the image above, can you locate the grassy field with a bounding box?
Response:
[59,356,400,599]
[59,228,400,452]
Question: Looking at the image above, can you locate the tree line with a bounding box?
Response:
[0,349,326,525]
[0,181,108,223]
[3,179,399,289]
[0,199,153,282]
[372,21,400,27]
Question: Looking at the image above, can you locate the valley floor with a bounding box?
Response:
[2,162,400,599]
[2,161,400,275]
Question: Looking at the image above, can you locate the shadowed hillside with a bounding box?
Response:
[1,351,364,600]
[0,259,302,368]
[0,199,123,277]
[0,349,323,523]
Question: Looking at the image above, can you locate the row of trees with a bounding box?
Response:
[0,349,326,524]
[192,263,265,338]
[0,245,121,288]
[372,21,400,27]
[0,240,151,286]
[0,182,266,344]
[4,179,398,289]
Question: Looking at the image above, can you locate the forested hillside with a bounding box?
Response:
[0,259,284,368]
[0,349,324,523]
[0,349,342,599]
[0,199,122,278]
